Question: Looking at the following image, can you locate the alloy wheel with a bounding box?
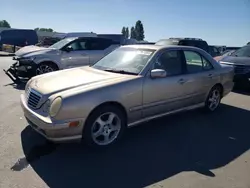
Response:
[91,112,121,146]
[36,65,54,75]
[207,88,221,111]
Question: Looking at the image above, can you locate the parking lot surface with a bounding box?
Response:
[0,57,250,188]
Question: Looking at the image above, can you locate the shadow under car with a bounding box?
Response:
[18,104,250,188]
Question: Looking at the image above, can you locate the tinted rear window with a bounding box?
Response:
[179,40,208,51]
[97,34,125,44]
[155,39,180,45]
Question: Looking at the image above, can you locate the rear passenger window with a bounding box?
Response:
[87,39,113,50]
[184,51,213,73]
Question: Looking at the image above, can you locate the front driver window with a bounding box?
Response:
[154,50,183,76]
[67,41,82,51]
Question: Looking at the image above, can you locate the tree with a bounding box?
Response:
[134,20,145,41]
[34,28,53,32]
[122,27,130,39]
[0,20,11,28]
[125,27,129,39]
[130,26,136,39]
[121,27,126,37]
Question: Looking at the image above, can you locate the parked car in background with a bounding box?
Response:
[225,46,240,52]
[219,45,250,87]
[213,50,236,62]
[0,29,38,51]
[97,34,144,45]
[208,45,221,57]
[63,32,97,38]
[36,37,61,47]
[97,34,126,44]
[155,38,210,54]
[4,37,121,83]
[21,45,234,147]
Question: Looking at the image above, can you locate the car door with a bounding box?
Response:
[61,38,90,68]
[182,50,217,103]
[86,38,120,65]
[142,49,193,118]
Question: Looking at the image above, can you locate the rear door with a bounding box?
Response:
[182,50,217,103]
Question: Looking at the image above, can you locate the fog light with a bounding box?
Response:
[69,121,79,127]
[27,66,32,69]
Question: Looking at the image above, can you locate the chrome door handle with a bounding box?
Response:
[178,78,187,84]
[208,73,214,78]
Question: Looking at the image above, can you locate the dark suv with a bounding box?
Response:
[156,37,210,54]
[219,45,250,87]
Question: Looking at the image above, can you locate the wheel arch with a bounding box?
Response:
[213,83,224,96]
[204,83,224,102]
[84,101,128,127]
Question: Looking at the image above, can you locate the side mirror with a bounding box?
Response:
[64,46,73,52]
[150,69,167,78]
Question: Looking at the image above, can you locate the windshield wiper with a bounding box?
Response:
[104,69,137,75]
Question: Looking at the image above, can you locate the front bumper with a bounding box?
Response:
[3,58,37,84]
[20,94,83,142]
[221,63,250,86]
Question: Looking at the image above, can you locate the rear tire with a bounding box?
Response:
[203,85,222,112]
[82,105,127,148]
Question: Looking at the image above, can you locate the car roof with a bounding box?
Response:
[65,36,112,40]
[122,44,204,51]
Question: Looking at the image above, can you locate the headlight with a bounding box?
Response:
[20,57,36,64]
[23,57,36,61]
[49,97,62,117]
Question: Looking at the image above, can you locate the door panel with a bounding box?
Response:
[142,49,194,118]
[142,74,195,118]
[61,51,90,68]
[180,72,215,103]
[60,39,90,68]
[88,50,105,65]
[183,50,218,102]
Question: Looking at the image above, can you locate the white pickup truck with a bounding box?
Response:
[4,37,124,83]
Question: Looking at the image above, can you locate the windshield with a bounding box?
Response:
[231,45,250,57]
[49,37,76,49]
[92,47,155,74]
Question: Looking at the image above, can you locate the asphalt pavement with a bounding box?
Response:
[0,57,250,188]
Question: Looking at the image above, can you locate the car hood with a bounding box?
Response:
[29,66,137,95]
[15,45,55,57]
[220,55,250,66]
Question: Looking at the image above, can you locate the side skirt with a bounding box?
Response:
[127,102,205,127]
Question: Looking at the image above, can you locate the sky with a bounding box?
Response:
[1,0,249,46]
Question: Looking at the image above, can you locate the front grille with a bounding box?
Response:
[26,88,42,109]
[234,65,250,74]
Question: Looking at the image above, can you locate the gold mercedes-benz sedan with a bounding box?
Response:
[20,45,234,147]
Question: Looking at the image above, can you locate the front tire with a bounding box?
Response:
[204,85,222,112]
[35,62,58,75]
[82,105,126,148]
